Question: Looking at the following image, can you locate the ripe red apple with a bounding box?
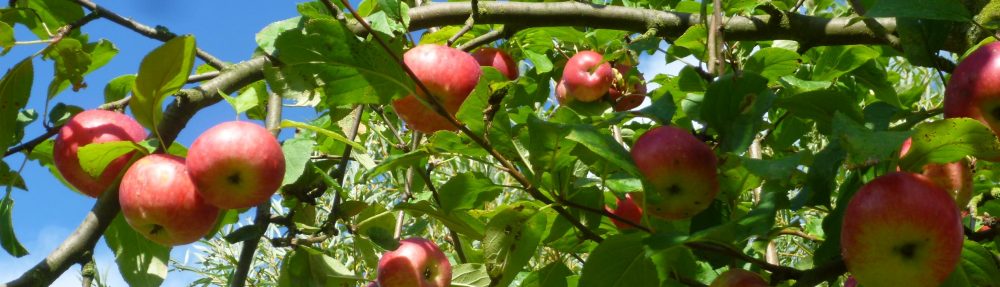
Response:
[630,126,718,220]
[899,137,973,208]
[53,109,147,197]
[709,269,768,287]
[377,238,451,287]
[606,63,647,111]
[119,154,219,246]
[560,50,613,102]
[945,42,1000,146]
[471,47,518,80]
[392,44,482,133]
[604,193,643,229]
[187,121,285,209]
[840,172,963,287]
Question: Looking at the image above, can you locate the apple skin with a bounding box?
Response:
[392,44,482,133]
[187,121,285,209]
[53,110,147,197]
[899,138,973,208]
[561,50,614,102]
[607,63,647,111]
[630,126,718,220]
[119,154,219,246]
[709,269,768,287]
[471,47,518,80]
[604,193,643,229]
[555,79,570,104]
[945,41,1000,146]
[840,172,963,287]
[377,238,452,287]
[844,276,858,287]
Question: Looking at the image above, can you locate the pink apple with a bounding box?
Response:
[899,138,973,208]
[377,238,451,287]
[945,41,1000,161]
[604,193,643,229]
[53,109,147,197]
[709,269,768,287]
[471,47,518,80]
[560,50,613,102]
[119,154,219,246]
[841,172,963,287]
[607,63,647,111]
[392,44,482,133]
[187,121,285,209]
[631,126,719,220]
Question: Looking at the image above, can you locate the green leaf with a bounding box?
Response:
[131,35,196,136]
[832,113,911,168]
[219,86,260,115]
[743,153,805,181]
[104,74,136,103]
[744,47,800,81]
[958,240,1000,286]
[438,172,503,214]
[565,125,640,177]
[812,45,879,81]
[13,0,84,39]
[44,38,90,99]
[702,72,775,152]
[281,136,315,186]
[280,119,365,152]
[484,205,545,287]
[256,17,302,56]
[866,0,970,21]
[278,246,361,287]
[674,25,707,58]
[104,214,170,287]
[363,149,429,180]
[77,141,146,178]
[522,50,553,74]
[522,261,572,287]
[0,58,33,154]
[0,190,28,257]
[0,22,13,55]
[777,88,864,135]
[47,102,83,127]
[224,225,264,243]
[451,263,491,287]
[900,118,1000,171]
[396,201,485,239]
[793,141,845,209]
[579,233,658,287]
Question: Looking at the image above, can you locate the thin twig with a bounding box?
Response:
[320,105,365,235]
[446,0,478,47]
[187,71,221,83]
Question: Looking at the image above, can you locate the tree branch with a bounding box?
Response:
[69,0,228,69]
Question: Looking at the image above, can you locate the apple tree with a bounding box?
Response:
[2,0,1000,286]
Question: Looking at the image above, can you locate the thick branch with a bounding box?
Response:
[380,2,900,48]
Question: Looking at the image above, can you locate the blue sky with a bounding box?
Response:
[0,1,683,286]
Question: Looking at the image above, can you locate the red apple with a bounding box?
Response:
[377,238,451,287]
[187,121,285,209]
[607,63,647,111]
[844,276,858,287]
[841,172,963,287]
[945,41,1000,150]
[53,110,147,197]
[119,154,219,246]
[899,137,973,208]
[392,44,482,133]
[560,50,613,102]
[604,193,643,229]
[471,47,518,80]
[631,126,718,220]
[709,269,768,287]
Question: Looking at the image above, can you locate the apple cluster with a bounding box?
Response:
[53,110,285,246]
[556,50,648,111]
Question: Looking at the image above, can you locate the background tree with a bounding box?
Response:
[2,0,1000,286]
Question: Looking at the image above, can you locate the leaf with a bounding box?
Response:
[777,88,864,135]
[744,47,800,81]
[0,190,27,257]
[0,22,13,55]
[900,118,1000,171]
[47,103,82,127]
[702,72,775,152]
[483,205,545,287]
[256,17,302,56]
[396,201,485,239]
[866,0,970,21]
[278,246,361,287]
[77,141,146,178]
[281,136,315,186]
[958,240,1000,286]
[579,233,658,287]
[522,262,572,287]
[363,149,429,180]
[812,45,879,81]
[438,172,503,214]
[104,214,170,287]
[0,58,33,154]
[224,225,264,243]
[280,119,365,153]
[674,25,707,58]
[104,74,136,103]
[451,263,491,287]
[44,38,91,99]
[130,36,196,136]
[793,141,845,209]
[565,124,640,177]
[522,50,553,74]
[832,112,911,168]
